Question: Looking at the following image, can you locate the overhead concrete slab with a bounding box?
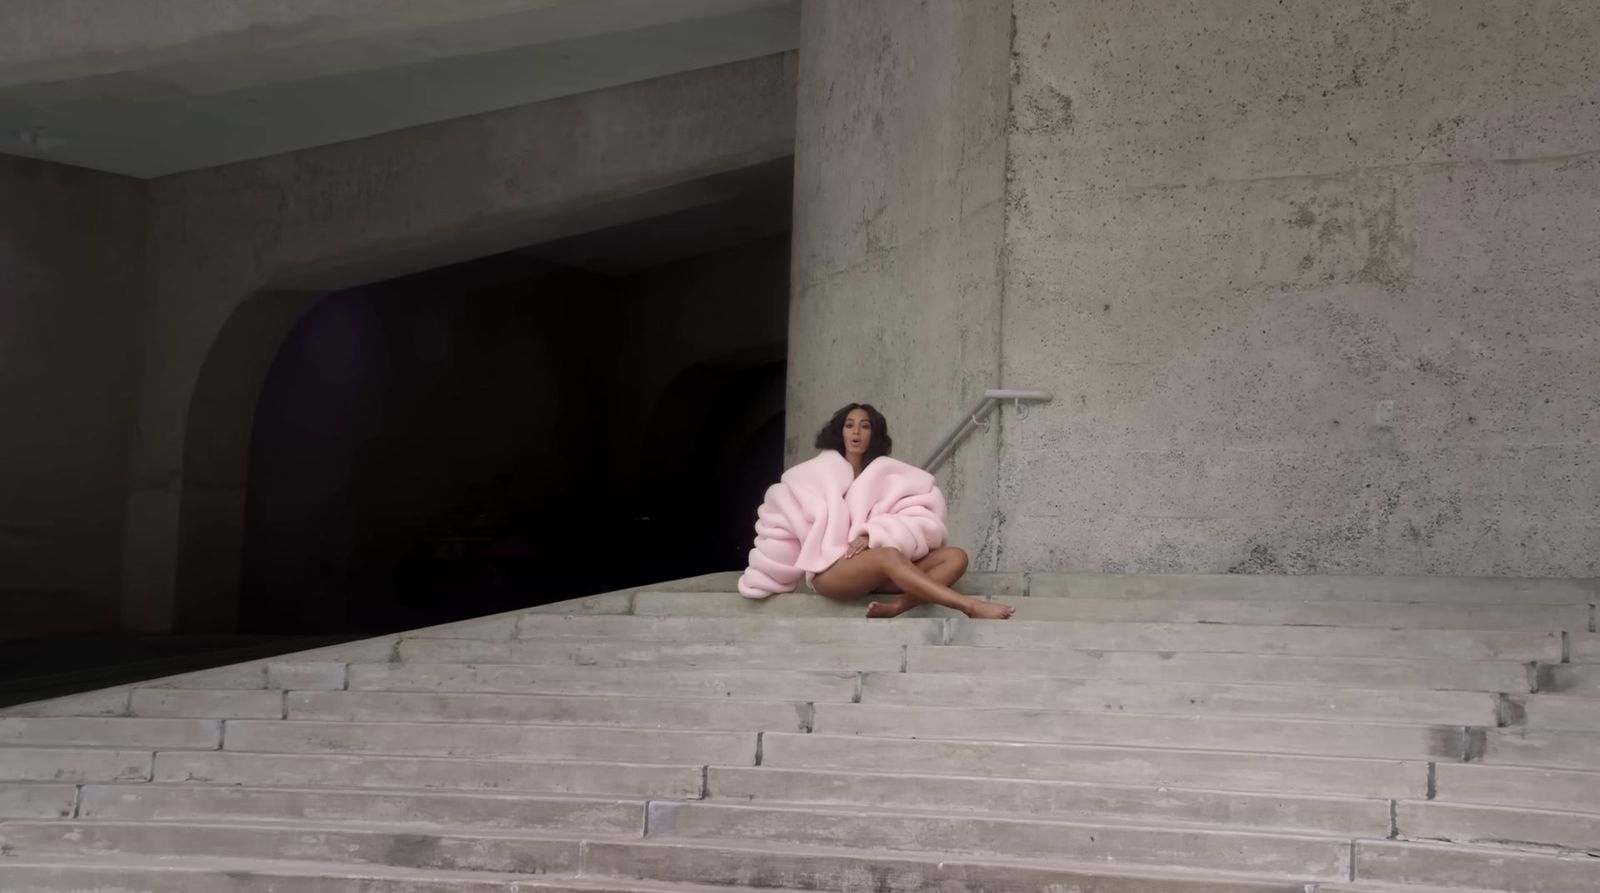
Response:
[0,0,800,176]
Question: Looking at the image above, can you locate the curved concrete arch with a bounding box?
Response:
[172,290,323,632]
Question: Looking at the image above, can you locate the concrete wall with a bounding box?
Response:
[0,156,146,638]
[129,52,796,631]
[999,1,1600,575]
[788,0,1013,564]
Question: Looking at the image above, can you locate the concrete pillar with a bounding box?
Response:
[788,0,1013,565]
[0,156,146,639]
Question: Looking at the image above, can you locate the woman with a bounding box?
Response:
[738,403,1014,619]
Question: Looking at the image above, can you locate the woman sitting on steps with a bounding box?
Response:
[738,402,1014,620]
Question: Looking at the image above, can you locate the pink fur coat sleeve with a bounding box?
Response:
[737,451,948,598]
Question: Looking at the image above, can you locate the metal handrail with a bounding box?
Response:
[921,388,1053,473]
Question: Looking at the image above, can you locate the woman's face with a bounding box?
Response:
[842,408,873,459]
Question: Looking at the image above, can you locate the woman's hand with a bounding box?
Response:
[845,534,869,559]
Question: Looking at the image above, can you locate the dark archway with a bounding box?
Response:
[634,355,786,580]
[174,165,792,636]
[174,290,324,632]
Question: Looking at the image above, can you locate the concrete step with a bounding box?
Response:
[0,856,777,893]
[630,590,967,618]
[143,657,373,691]
[129,687,286,719]
[1354,838,1600,892]
[1433,763,1600,814]
[907,646,1535,691]
[1,686,134,717]
[0,746,152,783]
[513,614,945,645]
[1480,727,1600,770]
[154,751,705,798]
[810,702,1477,761]
[285,690,815,732]
[1536,663,1600,695]
[583,837,1313,892]
[405,616,518,639]
[861,672,1502,725]
[994,597,1589,630]
[1028,572,1599,605]
[221,719,757,764]
[705,765,1392,836]
[1570,632,1600,662]
[347,663,860,702]
[0,818,594,875]
[647,799,1351,878]
[760,732,1429,798]
[948,620,1562,661]
[0,783,77,819]
[396,637,904,671]
[77,784,646,833]
[1509,694,1600,731]
[0,715,221,749]
[1395,799,1600,854]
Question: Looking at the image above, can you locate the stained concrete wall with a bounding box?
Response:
[0,156,146,638]
[788,0,1013,563]
[128,52,796,631]
[998,1,1600,575]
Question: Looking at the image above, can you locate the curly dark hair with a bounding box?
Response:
[814,403,892,463]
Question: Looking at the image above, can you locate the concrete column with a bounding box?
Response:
[788,0,1013,565]
[0,156,146,639]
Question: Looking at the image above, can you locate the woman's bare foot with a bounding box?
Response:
[966,601,1015,620]
[865,596,916,618]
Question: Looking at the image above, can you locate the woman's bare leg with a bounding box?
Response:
[813,547,1012,619]
[866,547,968,618]
[871,547,968,593]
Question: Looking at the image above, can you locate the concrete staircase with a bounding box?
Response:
[3,571,1599,892]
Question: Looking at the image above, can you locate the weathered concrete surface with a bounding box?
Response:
[646,800,1352,878]
[77,785,643,833]
[787,0,1012,566]
[152,751,704,798]
[761,732,1430,799]
[221,718,757,764]
[1433,763,1600,814]
[1397,800,1600,854]
[122,52,796,631]
[1029,572,1600,604]
[0,819,588,875]
[706,765,1392,837]
[582,838,1308,893]
[0,156,146,639]
[998,0,1600,576]
[908,645,1534,691]
[1355,838,1600,891]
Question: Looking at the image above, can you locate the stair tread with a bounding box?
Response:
[0,853,775,891]
[655,796,1368,841]
[595,836,1324,885]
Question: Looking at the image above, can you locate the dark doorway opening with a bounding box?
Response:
[238,165,792,636]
